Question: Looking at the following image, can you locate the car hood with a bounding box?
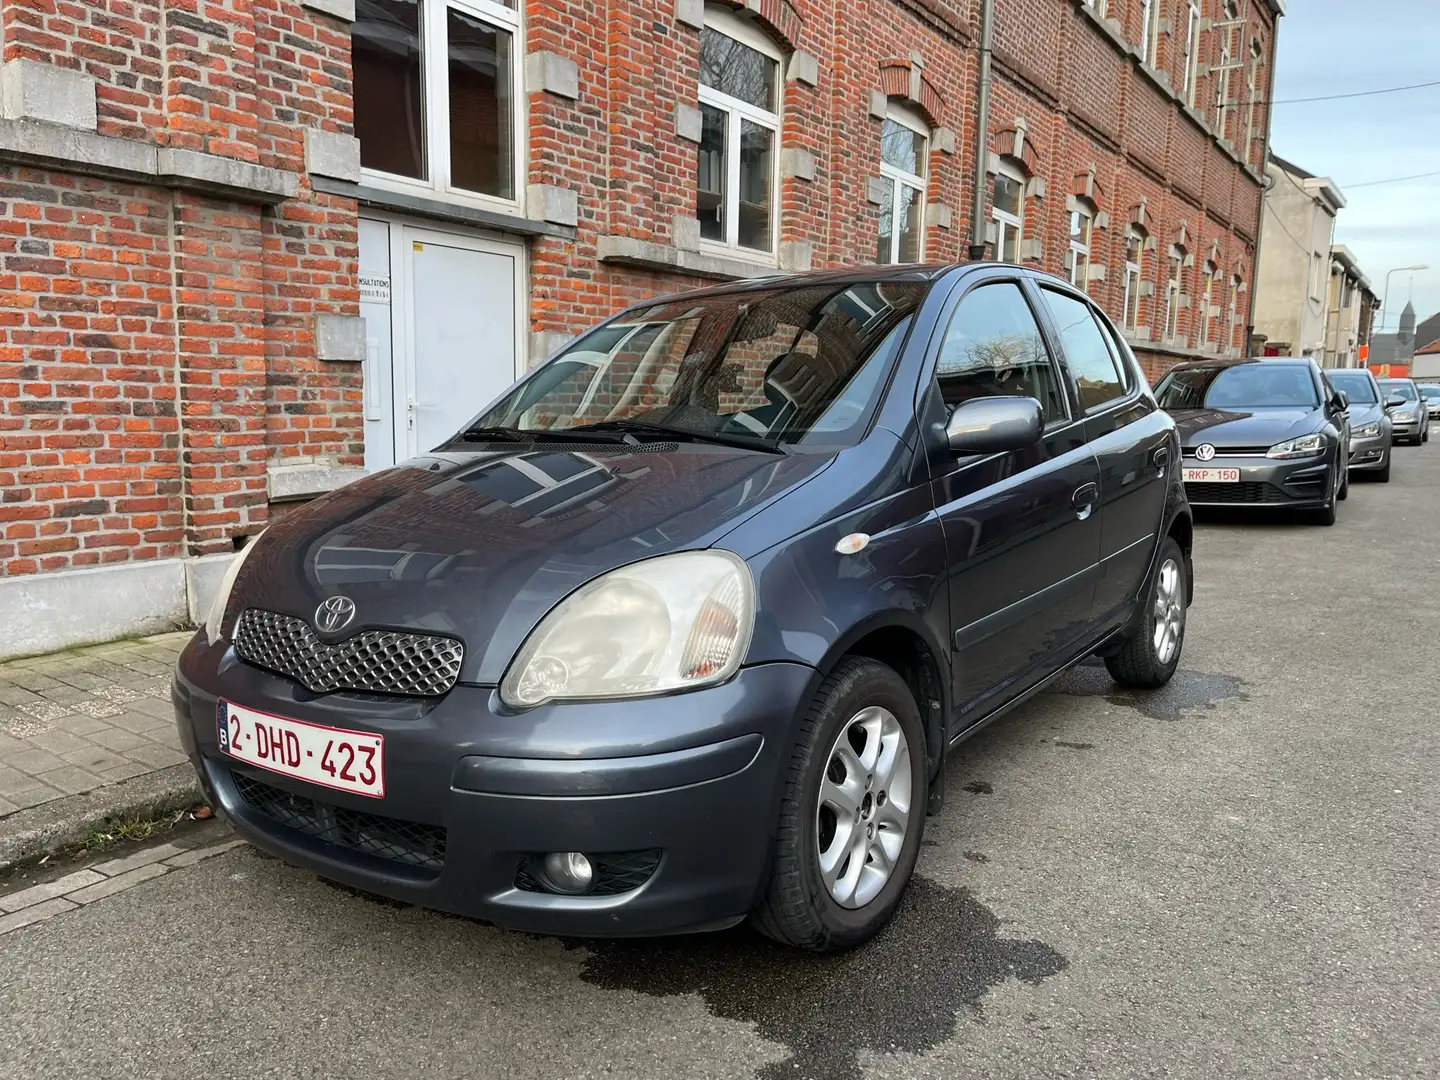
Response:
[1167,407,1324,449]
[1346,402,1384,428]
[227,443,833,683]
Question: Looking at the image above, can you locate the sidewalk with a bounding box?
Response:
[0,632,197,863]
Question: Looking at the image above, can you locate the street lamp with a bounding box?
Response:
[1376,264,1429,341]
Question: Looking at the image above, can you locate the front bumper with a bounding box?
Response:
[1348,431,1390,470]
[1181,453,1333,508]
[1391,415,1424,439]
[174,634,818,937]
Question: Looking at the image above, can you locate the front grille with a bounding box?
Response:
[232,770,446,873]
[1184,445,1269,458]
[1184,481,1285,504]
[516,849,662,896]
[233,608,463,697]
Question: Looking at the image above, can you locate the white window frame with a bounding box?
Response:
[1309,251,1325,303]
[1200,261,1217,348]
[991,159,1026,264]
[1123,227,1145,331]
[1165,247,1184,342]
[1228,274,1243,354]
[877,102,929,264]
[1215,1,1238,138]
[358,0,526,215]
[697,7,783,260]
[1245,40,1263,165]
[1067,203,1094,290]
[1183,1,1202,106]
[1139,0,1159,67]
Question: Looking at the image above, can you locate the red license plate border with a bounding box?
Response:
[216,698,386,800]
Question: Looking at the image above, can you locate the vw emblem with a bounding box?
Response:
[314,595,356,634]
[1194,443,1217,462]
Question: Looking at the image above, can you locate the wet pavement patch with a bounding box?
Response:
[961,851,989,863]
[1053,740,1095,750]
[962,780,993,794]
[1047,664,1246,722]
[578,877,1068,1080]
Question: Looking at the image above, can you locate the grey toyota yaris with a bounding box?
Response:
[174,264,1192,952]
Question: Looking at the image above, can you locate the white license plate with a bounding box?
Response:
[217,699,385,799]
[1184,467,1240,483]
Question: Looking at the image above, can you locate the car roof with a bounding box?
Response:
[1163,357,1315,374]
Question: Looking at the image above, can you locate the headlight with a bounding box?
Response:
[205,533,264,645]
[500,550,755,708]
[1354,422,1380,438]
[1267,433,1326,459]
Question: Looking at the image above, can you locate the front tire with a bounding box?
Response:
[752,657,926,953]
[1376,451,1392,482]
[1105,537,1186,689]
[1338,460,1349,500]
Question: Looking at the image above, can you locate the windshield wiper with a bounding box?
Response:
[452,425,629,445]
[572,419,787,454]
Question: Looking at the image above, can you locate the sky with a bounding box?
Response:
[1269,0,1440,333]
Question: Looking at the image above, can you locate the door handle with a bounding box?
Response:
[1153,446,1169,471]
[1072,482,1098,520]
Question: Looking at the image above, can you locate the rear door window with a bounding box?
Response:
[1038,288,1128,412]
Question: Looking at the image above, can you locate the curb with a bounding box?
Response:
[0,765,201,871]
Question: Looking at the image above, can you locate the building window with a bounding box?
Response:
[1066,204,1094,290]
[1183,1,1202,106]
[1245,40,1263,167]
[877,105,928,265]
[1165,247,1185,342]
[1215,1,1239,139]
[354,0,522,205]
[1200,260,1217,348]
[1228,274,1243,352]
[697,10,781,256]
[1309,252,1325,302]
[992,160,1025,263]
[1139,0,1159,67]
[1123,227,1146,331]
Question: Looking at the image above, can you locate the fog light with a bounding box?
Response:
[539,851,594,894]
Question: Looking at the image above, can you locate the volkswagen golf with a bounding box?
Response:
[174,264,1193,952]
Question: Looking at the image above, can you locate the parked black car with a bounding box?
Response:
[1378,377,1430,445]
[1326,367,1392,482]
[174,264,1193,952]
[1153,357,1351,525]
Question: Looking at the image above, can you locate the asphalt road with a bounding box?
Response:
[4,446,1437,1080]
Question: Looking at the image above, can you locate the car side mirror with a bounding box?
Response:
[1333,390,1349,410]
[945,396,1043,455]
[1386,396,1406,409]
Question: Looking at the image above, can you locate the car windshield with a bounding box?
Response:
[1153,364,1320,409]
[1381,380,1418,401]
[461,281,928,448]
[1421,385,1440,400]
[1326,371,1377,404]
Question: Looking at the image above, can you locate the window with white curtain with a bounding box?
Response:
[992,160,1025,263]
[1123,227,1146,331]
[1066,204,1094,290]
[876,104,928,264]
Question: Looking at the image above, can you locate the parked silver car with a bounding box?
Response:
[1379,378,1429,446]
[1419,383,1440,422]
[1327,368,1392,481]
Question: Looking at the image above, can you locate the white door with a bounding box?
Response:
[402,229,522,458]
[358,218,396,472]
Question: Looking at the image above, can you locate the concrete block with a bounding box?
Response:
[304,128,361,182]
[314,313,366,362]
[933,127,956,154]
[0,117,154,178]
[301,0,355,20]
[1026,175,1047,199]
[675,103,703,143]
[267,462,366,503]
[779,241,813,272]
[526,50,579,100]
[986,151,1001,176]
[0,560,187,661]
[787,50,819,87]
[869,91,888,120]
[597,234,778,281]
[672,214,701,251]
[925,202,953,229]
[184,552,235,627]
[780,147,815,181]
[156,147,298,201]
[1021,238,1044,261]
[528,184,578,227]
[675,0,705,29]
[1089,263,1108,283]
[1,60,97,131]
[866,176,888,205]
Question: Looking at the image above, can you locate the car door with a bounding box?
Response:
[1031,283,1173,623]
[921,274,1103,729]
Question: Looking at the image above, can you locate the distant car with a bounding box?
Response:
[1418,383,1440,422]
[1326,368,1392,482]
[1153,357,1350,525]
[1378,378,1429,445]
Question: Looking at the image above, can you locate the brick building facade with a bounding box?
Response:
[0,0,1282,655]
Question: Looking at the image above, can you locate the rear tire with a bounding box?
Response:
[1105,537,1186,690]
[752,657,927,953]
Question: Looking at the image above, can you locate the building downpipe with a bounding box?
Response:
[1246,13,1282,357]
[967,0,995,262]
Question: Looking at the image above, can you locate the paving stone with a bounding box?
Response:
[0,897,76,935]
[34,765,103,796]
[54,670,112,692]
[164,839,247,869]
[0,796,16,815]
[64,863,170,904]
[0,686,42,707]
[122,742,187,770]
[56,714,116,736]
[5,785,59,810]
[0,766,37,798]
[9,747,67,774]
[87,727,152,753]
[60,746,130,773]
[0,870,107,914]
[0,732,25,756]
[109,708,172,734]
[35,685,94,707]
[130,696,177,720]
[89,684,145,705]
[99,761,151,783]
[92,843,190,877]
[26,729,93,757]
[15,700,73,724]
[73,699,124,719]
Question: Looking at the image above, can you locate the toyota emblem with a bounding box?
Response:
[1194,443,1217,462]
[314,595,357,634]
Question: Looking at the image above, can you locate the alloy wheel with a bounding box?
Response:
[1152,557,1184,665]
[815,705,913,909]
